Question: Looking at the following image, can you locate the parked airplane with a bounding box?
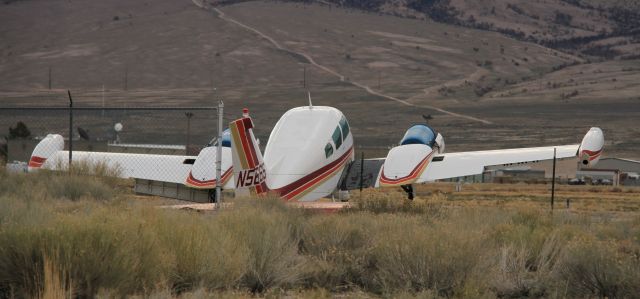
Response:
[29,105,604,202]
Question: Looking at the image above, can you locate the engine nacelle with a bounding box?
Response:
[578,127,604,168]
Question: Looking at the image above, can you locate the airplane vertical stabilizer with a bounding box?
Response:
[229,109,269,197]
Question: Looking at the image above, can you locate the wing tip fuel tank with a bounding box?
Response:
[28,134,64,171]
[579,127,604,168]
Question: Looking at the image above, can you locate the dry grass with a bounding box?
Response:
[412,182,640,216]
[39,256,73,299]
[1,170,639,298]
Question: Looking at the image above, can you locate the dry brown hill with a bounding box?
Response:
[1,0,638,159]
[269,0,640,59]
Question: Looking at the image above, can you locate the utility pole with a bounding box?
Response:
[102,84,105,118]
[124,66,128,91]
[215,97,224,209]
[210,69,214,90]
[48,67,52,90]
[303,65,307,88]
[551,147,557,211]
[67,90,73,171]
[359,152,364,195]
[378,72,381,89]
[185,112,194,155]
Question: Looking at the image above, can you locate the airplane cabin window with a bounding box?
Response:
[339,116,350,139]
[332,126,343,149]
[324,142,334,158]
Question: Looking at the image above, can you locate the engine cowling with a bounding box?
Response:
[399,124,444,154]
[578,127,604,168]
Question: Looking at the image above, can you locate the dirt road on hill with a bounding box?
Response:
[193,0,492,124]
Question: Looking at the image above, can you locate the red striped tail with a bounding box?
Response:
[229,110,269,197]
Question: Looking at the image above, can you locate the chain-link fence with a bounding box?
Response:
[1,98,227,202]
[1,104,220,168]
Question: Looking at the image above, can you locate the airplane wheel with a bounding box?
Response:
[401,184,414,200]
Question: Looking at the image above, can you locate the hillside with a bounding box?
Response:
[272,0,640,60]
[0,0,638,159]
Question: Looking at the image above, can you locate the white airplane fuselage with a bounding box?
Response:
[263,106,354,201]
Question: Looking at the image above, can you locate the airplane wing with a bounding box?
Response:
[339,145,580,189]
[45,150,195,184]
[338,127,604,190]
[419,144,579,182]
[29,134,234,189]
[376,128,604,187]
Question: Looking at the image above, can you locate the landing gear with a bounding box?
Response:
[401,184,414,200]
[208,189,217,203]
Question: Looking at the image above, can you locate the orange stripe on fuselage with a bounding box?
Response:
[280,147,353,201]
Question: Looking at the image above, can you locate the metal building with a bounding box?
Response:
[593,158,640,173]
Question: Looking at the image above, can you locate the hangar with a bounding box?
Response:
[587,158,640,186]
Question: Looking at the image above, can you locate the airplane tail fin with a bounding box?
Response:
[229,108,269,197]
[29,134,64,172]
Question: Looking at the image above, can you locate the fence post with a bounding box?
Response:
[185,112,193,154]
[551,147,556,212]
[359,152,364,194]
[215,100,224,209]
[67,90,73,171]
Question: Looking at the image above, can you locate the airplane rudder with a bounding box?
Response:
[229,110,268,195]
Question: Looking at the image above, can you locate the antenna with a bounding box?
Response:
[308,91,313,109]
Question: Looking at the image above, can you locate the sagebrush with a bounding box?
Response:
[0,170,639,298]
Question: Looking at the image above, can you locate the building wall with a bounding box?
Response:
[485,157,579,179]
[594,158,640,174]
[107,144,187,155]
[576,170,620,185]
[623,178,640,186]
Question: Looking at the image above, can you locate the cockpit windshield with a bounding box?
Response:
[399,125,437,147]
[219,129,231,147]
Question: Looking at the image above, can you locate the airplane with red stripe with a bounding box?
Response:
[29,103,605,203]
